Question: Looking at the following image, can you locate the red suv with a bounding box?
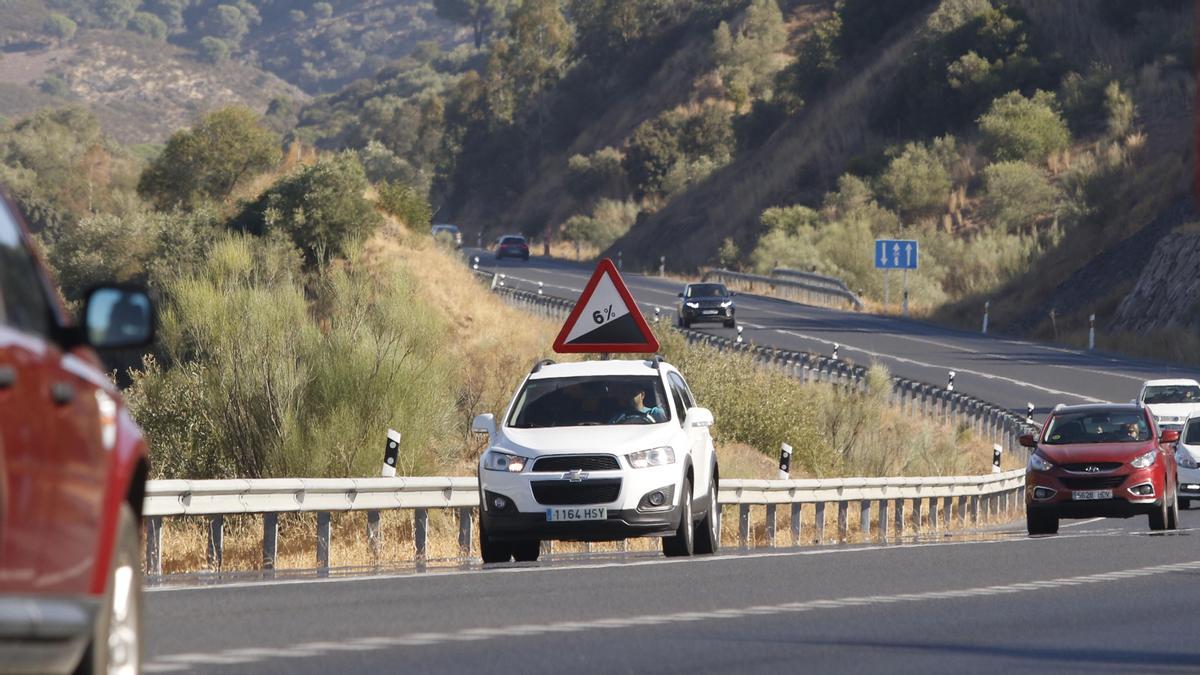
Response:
[1023,403,1180,535]
[0,193,153,673]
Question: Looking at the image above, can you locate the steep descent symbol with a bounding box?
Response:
[553,258,659,353]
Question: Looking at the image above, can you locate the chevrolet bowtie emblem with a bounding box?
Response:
[563,470,589,482]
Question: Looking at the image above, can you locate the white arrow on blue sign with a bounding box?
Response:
[874,239,919,270]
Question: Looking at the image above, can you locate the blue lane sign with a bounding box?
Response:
[875,239,918,270]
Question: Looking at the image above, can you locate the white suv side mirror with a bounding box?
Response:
[685,407,714,428]
[472,413,497,437]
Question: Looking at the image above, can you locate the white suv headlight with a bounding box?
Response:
[626,447,675,469]
[720,300,733,307]
[1028,454,1054,472]
[1177,451,1200,470]
[685,301,699,308]
[1130,449,1158,469]
[483,450,529,473]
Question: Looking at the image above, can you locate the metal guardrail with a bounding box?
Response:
[702,269,863,311]
[770,267,855,295]
[142,470,1025,577]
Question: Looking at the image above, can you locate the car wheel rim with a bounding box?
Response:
[108,563,139,675]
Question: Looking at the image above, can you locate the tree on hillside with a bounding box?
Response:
[978,90,1070,163]
[97,0,140,29]
[489,0,574,147]
[569,0,666,65]
[204,4,251,46]
[230,152,382,267]
[144,0,186,31]
[712,0,787,110]
[435,0,512,49]
[43,14,78,46]
[138,106,281,210]
[623,117,681,197]
[129,12,169,41]
[879,138,955,219]
[981,160,1057,233]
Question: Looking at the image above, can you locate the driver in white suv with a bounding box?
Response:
[473,357,720,563]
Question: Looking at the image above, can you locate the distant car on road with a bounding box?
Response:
[0,192,154,673]
[677,282,736,329]
[495,235,530,261]
[1174,414,1200,509]
[431,223,462,248]
[1023,403,1180,535]
[1137,378,1200,431]
[472,357,720,562]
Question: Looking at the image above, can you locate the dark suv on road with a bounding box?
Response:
[495,235,530,261]
[0,192,154,673]
[1023,403,1180,535]
[677,283,736,329]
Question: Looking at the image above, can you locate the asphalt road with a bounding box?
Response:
[470,251,1200,417]
[143,512,1200,673]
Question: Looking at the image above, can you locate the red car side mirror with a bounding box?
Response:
[1160,430,1180,444]
[1018,434,1037,448]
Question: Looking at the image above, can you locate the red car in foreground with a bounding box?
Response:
[1023,403,1180,535]
[0,193,153,673]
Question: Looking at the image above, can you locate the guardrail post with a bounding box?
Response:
[837,502,848,542]
[263,512,279,575]
[876,500,887,541]
[928,497,938,530]
[765,504,777,548]
[942,496,954,528]
[957,497,967,526]
[893,499,904,539]
[912,498,922,533]
[316,511,331,576]
[970,495,980,525]
[791,502,802,545]
[540,540,554,556]
[207,514,224,571]
[816,502,826,544]
[366,511,381,563]
[145,516,163,576]
[738,504,751,549]
[458,507,473,559]
[414,508,429,565]
[859,500,871,539]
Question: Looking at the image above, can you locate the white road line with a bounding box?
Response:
[1059,517,1105,529]
[771,328,1107,403]
[145,558,1200,671]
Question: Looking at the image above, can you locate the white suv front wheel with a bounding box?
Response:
[662,477,694,557]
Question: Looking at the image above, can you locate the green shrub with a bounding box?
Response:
[198,36,230,64]
[42,13,77,43]
[1103,81,1135,139]
[565,147,625,202]
[127,237,462,479]
[562,198,638,250]
[878,138,955,219]
[980,160,1058,233]
[138,106,281,210]
[129,11,168,41]
[231,152,383,267]
[978,90,1070,163]
[623,117,682,197]
[377,181,432,229]
[711,0,788,108]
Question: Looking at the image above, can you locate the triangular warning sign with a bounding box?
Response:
[553,258,659,354]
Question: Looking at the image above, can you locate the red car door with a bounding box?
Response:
[0,214,56,592]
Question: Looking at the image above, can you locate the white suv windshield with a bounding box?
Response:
[507,375,671,428]
[1142,385,1200,405]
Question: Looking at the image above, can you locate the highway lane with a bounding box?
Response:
[469,251,1200,416]
[143,511,1200,673]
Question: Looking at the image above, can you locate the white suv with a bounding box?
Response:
[472,357,720,563]
[1138,379,1200,431]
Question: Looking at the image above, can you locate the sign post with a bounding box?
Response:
[553,258,659,354]
[874,239,918,318]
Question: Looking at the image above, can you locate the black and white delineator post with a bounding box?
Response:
[778,443,793,480]
[381,429,401,477]
[832,343,840,361]
[653,307,661,323]
[1026,402,1035,425]
[736,325,744,344]
[947,371,956,392]
[1088,313,1096,350]
[992,444,1002,474]
[982,301,990,334]
[472,256,480,271]
[538,281,544,296]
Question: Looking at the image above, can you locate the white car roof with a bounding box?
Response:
[528,359,671,380]
[1141,379,1200,388]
